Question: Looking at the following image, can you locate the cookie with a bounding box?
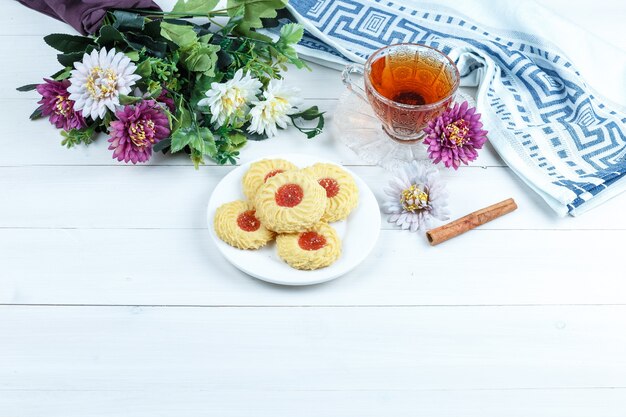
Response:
[255,170,326,233]
[242,158,298,201]
[276,223,341,270]
[301,163,359,222]
[214,200,274,249]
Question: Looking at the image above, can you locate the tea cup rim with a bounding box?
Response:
[364,42,461,110]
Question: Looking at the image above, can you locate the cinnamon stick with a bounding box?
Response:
[426,198,517,246]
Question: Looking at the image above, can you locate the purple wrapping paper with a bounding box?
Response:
[16,0,161,34]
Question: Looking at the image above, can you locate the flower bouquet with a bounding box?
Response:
[19,0,324,167]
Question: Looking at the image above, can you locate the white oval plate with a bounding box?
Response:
[207,153,381,286]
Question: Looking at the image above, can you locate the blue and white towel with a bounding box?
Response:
[277,0,626,216]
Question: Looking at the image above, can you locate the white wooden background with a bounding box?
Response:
[2,1,626,415]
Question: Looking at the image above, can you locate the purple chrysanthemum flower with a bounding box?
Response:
[36,79,86,130]
[108,100,170,164]
[382,161,450,232]
[423,101,488,170]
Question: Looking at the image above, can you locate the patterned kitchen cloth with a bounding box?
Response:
[269,0,626,216]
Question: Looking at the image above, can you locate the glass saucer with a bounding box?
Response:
[332,90,475,171]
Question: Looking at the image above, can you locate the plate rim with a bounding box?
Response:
[206,153,381,286]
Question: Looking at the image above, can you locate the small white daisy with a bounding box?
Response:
[198,69,262,127]
[382,161,450,232]
[67,48,141,120]
[247,79,303,138]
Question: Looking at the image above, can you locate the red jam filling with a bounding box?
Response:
[236,210,261,232]
[318,177,340,198]
[275,184,304,207]
[264,169,284,182]
[298,231,327,251]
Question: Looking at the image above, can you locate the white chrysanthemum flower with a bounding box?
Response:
[382,161,450,232]
[198,69,262,127]
[67,48,141,120]
[247,79,303,138]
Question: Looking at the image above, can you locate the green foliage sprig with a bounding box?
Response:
[21,0,324,168]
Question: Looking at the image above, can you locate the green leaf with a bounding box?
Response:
[97,25,125,46]
[170,125,217,166]
[147,85,163,99]
[190,131,207,153]
[219,131,247,153]
[119,95,142,105]
[289,106,325,139]
[57,51,88,67]
[52,67,72,81]
[152,138,171,153]
[278,23,303,45]
[143,20,163,40]
[274,23,307,69]
[125,51,140,61]
[60,125,97,148]
[170,128,192,153]
[247,131,269,141]
[16,84,39,92]
[172,0,220,14]
[241,30,273,42]
[292,106,323,120]
[191,148,204,169]
[228,131,247,147]
[227,0,288,32]
[215,50,233,71]
[44,33,95,53]
[173,100,192,132]
[29,106,44,120]
[204,138,218,157]
[219,6,244,35]
[190,74,218,107]
[160,22,198,48]
[112,10,145,31]
[183,43,220,75]
[135,60,153,79]
[125,33,168,58]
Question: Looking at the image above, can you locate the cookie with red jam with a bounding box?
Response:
[302,163,359,222]
[214,200,274,249]
[255,170,327,233]
[242,159,298,202]
[276,223,341,270]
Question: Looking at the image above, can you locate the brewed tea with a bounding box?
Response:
[341,43,459,142]
[369,54,455,105]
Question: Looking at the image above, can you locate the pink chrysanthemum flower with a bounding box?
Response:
[423,101,488,170]
[36,79,86,130]
[108,100,170,164]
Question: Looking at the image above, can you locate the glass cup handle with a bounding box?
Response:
[341,63,368,102]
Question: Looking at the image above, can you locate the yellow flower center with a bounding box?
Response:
[55,95,69,116]
[85,66,119,100]
[443,118,470,146]
[129,119,155,147]
[221,89,246,114]
[401,184,429,212]
[262,97,289,120]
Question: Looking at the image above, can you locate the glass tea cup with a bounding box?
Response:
[341,43,460,143]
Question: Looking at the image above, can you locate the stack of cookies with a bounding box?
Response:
[213,158,359,270]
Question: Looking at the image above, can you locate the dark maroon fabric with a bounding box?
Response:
[16,0,161,35]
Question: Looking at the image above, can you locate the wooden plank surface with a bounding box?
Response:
[2,305,626,391]
[2,164,626,230]
[3,389,626,417]
[2,228,624,306]
[2,0,626,415]
[1,305,626,417]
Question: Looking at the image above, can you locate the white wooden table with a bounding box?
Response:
[2,1,626,415]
